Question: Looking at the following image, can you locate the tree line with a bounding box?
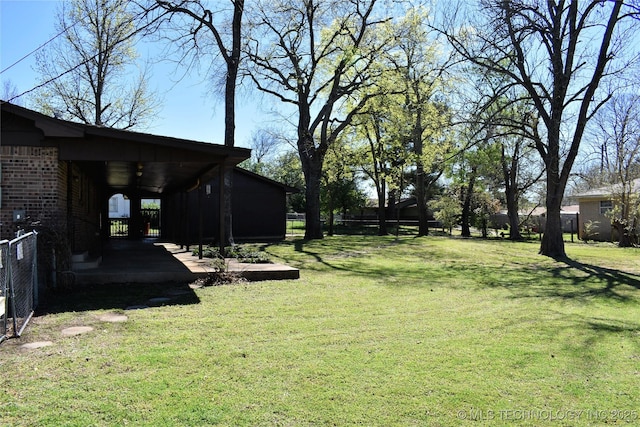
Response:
[15,0,640,257]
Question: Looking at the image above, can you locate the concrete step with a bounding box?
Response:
[72,256,103,271]
[71,251,89,263]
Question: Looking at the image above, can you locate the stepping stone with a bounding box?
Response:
[21,341,53,349]
[61,326,94,336]
[147,297,171,305]
[165,288,191,296]
[125,305,149,310]
[99,313,128,323]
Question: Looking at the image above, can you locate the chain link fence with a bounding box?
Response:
[0,240,8,343]
[3,232,38,340]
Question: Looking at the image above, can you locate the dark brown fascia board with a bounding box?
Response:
[2,101,250,163]
[1,101,84,137]
[83,126,250,161]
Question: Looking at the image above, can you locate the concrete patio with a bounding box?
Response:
[73,239,299,285]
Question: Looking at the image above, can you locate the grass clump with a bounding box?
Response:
[2,235,639,426]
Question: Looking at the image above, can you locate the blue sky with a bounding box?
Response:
[0,0,269,148]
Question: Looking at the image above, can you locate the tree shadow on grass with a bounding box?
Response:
[37,281,201,316]
[546,258,640,302]
[289,237,412,270]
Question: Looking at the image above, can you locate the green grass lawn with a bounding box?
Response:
[2,236,639,426]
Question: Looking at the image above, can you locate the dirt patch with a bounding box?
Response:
[20,341,54,349]
[61,326,94,336]
[98,313,128,323]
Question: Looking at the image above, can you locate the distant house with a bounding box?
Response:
[108,194,131,218]
[344,197,441,228]
[108,194,160,218]
[574,179,640,242]
[489,205,580,236]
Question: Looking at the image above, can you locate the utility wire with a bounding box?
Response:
[0,21,79,75]
[2,8,167,105]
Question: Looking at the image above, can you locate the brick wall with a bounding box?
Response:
[1,147,101,255]
[0,146,60,239]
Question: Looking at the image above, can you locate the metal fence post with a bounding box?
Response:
[0,240,9,343]
[6,231,38,338]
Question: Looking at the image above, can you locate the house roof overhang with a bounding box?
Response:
[1,101,251,196]
[235,167,301,194]
[573,178,640,202]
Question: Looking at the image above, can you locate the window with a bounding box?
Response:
[599,200,613,215]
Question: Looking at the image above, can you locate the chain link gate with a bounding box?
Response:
[0,240,8,343]
[7,232,38,338]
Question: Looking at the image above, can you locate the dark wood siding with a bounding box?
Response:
[164,169,289,244]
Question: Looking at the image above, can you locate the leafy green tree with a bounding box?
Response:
[351,75,410,235]
[437,0,639,258]
[429,193,461,235]
[34,0,157,129]
[352,6,453,236]
[389,7,453,236]
[321,143,368,236]
[447,120,499,238]
[470,85,545,241]
[244,0,393,240]
[471,190,501,238]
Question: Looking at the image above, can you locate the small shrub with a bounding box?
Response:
[193,244,272,264]
[208,256,227,272]
[192,246,223,259]
[190,271,246,286]
[228,244,272,264]
[582,220,600,242]
[236,250,271,264]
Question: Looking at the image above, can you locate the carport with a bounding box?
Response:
[1,102,250,259]
[60,123,250,246]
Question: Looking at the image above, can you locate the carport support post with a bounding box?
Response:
[129,195,143,239]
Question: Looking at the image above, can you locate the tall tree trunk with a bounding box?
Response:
[221,0,243,247]
[222,56,235,245]
[613,221,632,247]
[505,187,522,241]
[300,139,324,240]
[539,111,568,258]
[303,164,323,239]
[460,168,477,238]
[539,165,566,258]
[376,185,388,236]
[412,94,429,236]
[502,144,523,241]
[416,162,429,236]
[540,200,564,258]
[327,194,335,236]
